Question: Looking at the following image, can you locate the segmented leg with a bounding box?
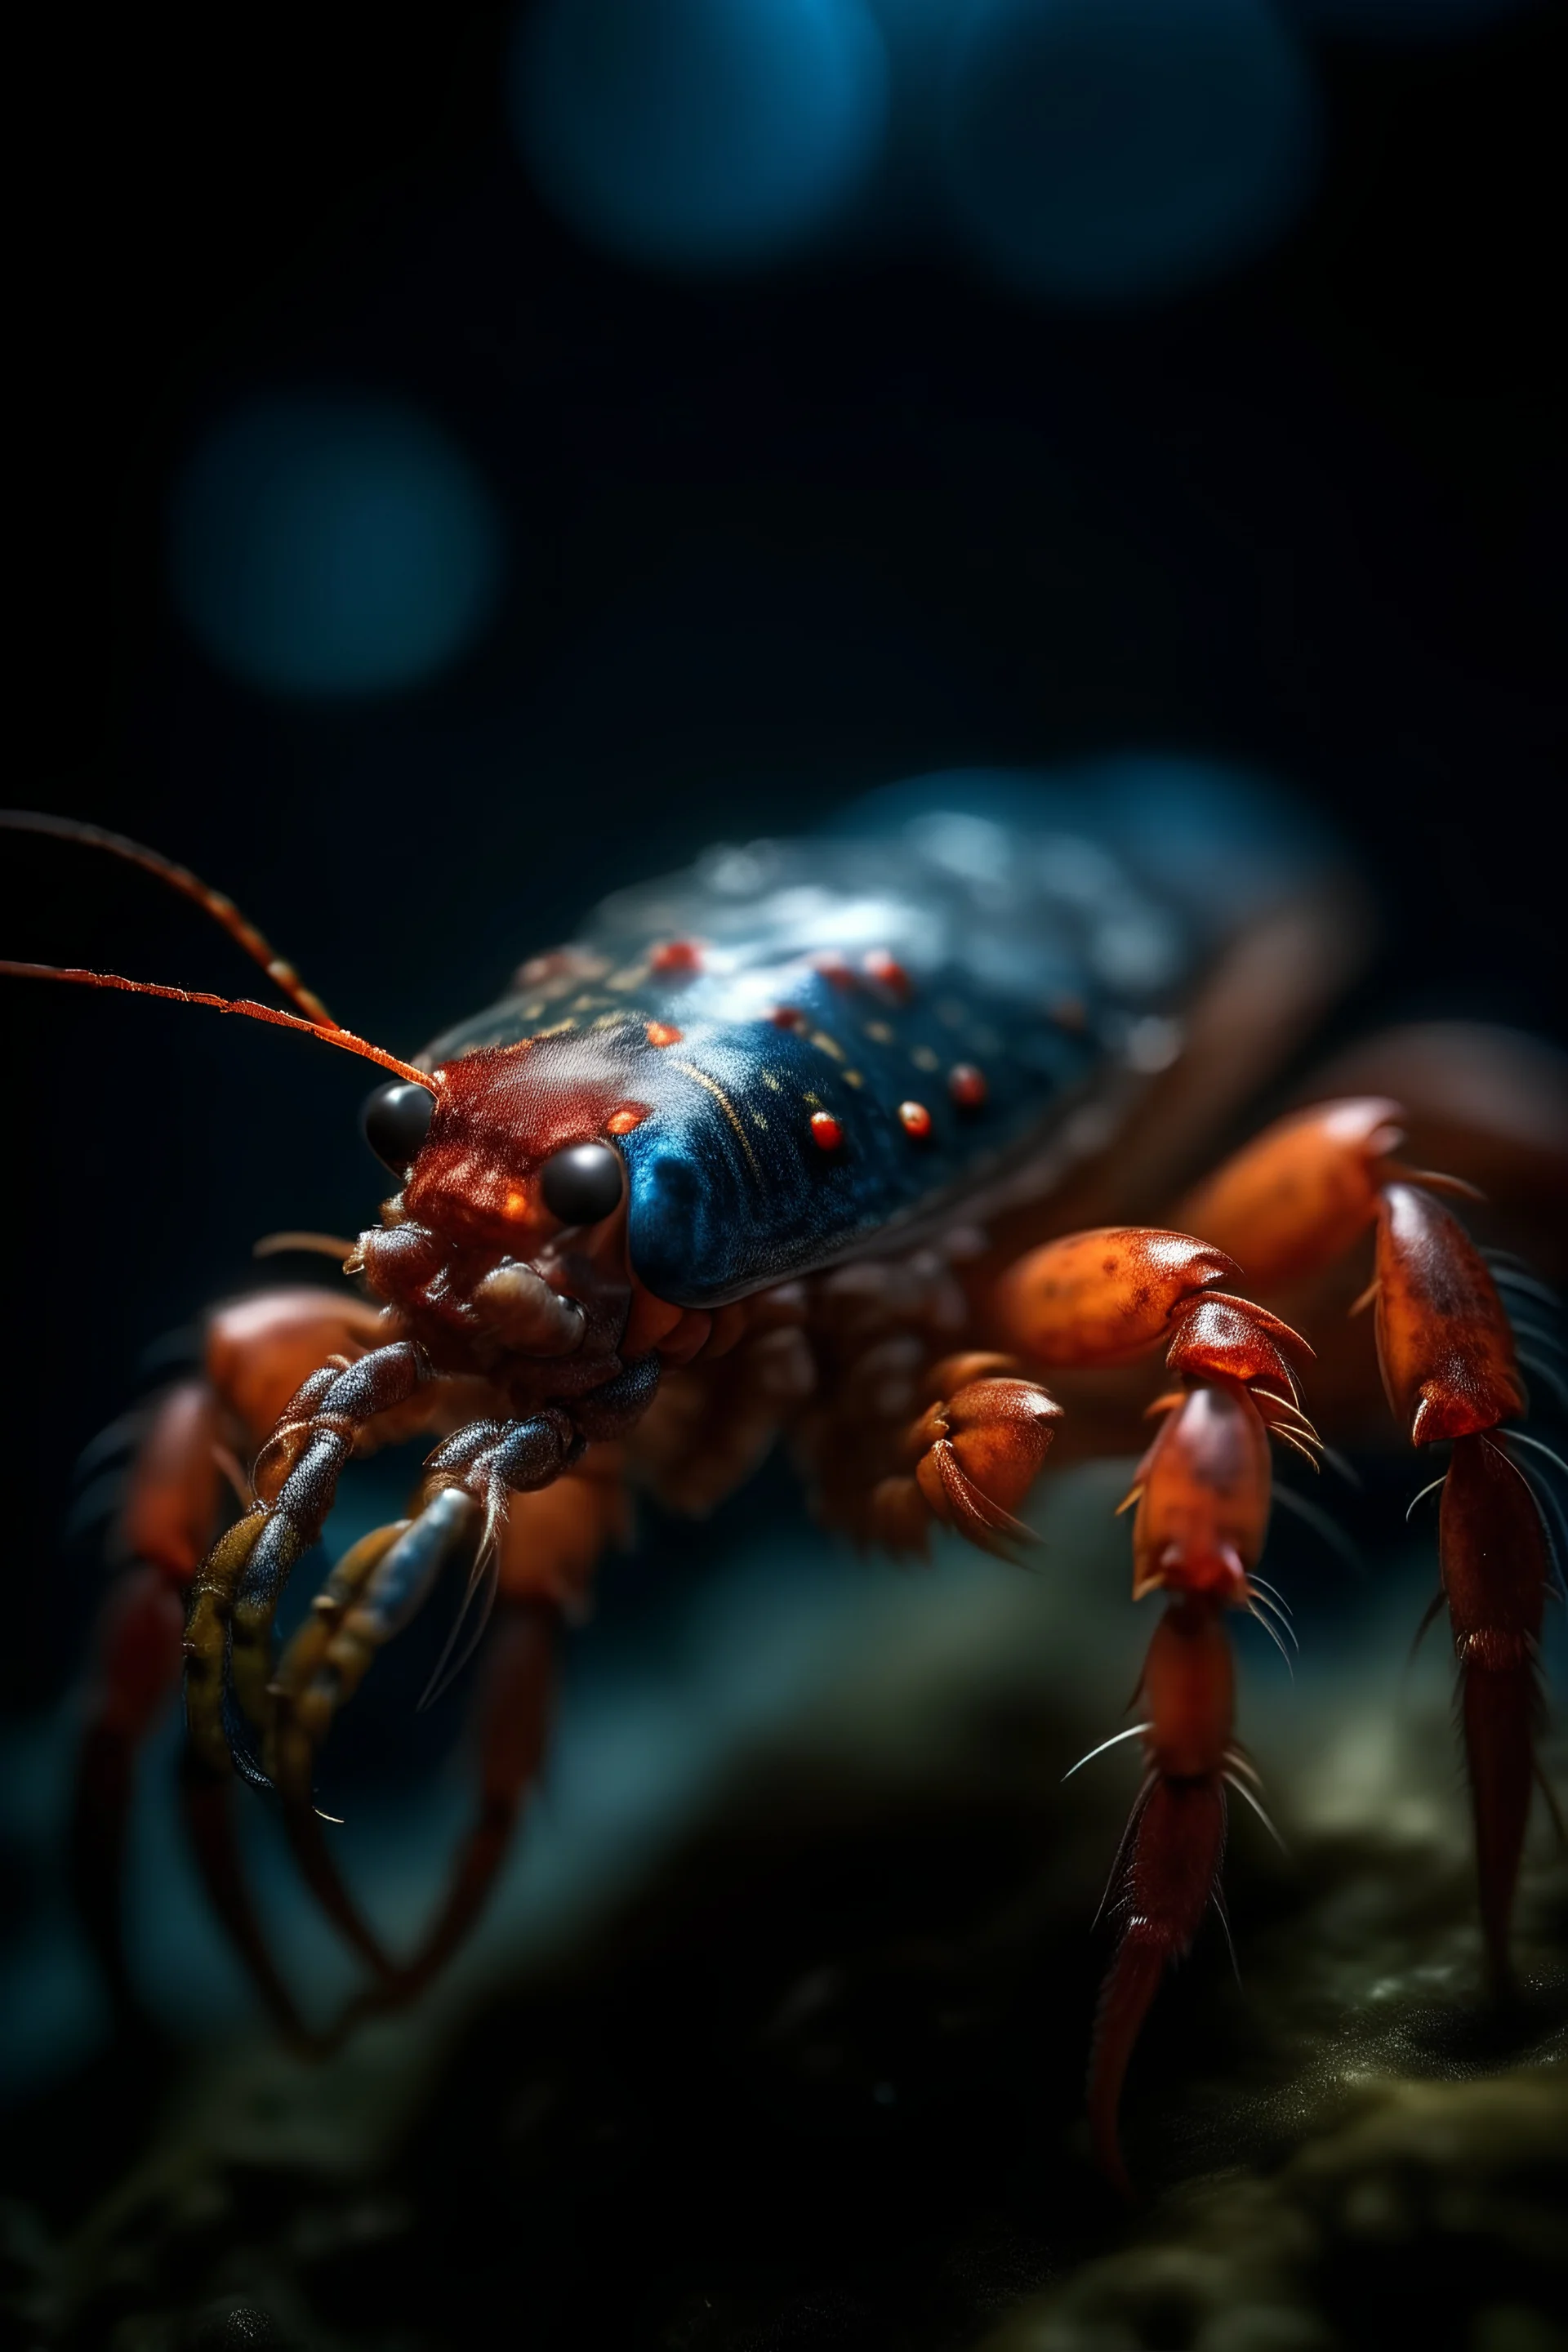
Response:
[72,1292,389,2021]
[988,1227,1316,2189]
[1086,1374,1295,2190]
[1181,1099,1557,1993]
[182,1335,656,2024]
[1375,1182,1546,1993]
[184,1340,433,1775]
[1089,1598,1234,2199]
[264,1449,630,1997]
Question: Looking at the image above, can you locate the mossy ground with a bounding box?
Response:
[4,1474,1564,2351]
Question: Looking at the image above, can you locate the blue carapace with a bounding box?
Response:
[423,761,1331,1305]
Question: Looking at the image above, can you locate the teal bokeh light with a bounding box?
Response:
[169,397,504,698]
[939,0,1321,305]
[514,0,890,270]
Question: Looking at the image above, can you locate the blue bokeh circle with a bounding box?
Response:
[514,0,891,270]
[939,0,1321,306]
[169,395,504,698]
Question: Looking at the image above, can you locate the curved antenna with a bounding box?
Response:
[0,811,339,1029]
[0,960,436,1090]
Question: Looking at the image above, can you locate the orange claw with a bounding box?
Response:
[996,1229,1236,1368]
[911,1370,1062,1554]
[871,1353,1062,1558]
[1374,1183,1526,1445]
[996,1228,1312,1410]
[1164,1293,1312,1407]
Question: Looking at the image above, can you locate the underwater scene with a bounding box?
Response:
[4,3,1565,2347]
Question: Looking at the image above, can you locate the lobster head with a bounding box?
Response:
[351,1029,656,1374]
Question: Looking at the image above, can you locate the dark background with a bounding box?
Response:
[5,0,1565,1715]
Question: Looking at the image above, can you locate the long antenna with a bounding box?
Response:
[0,811,340,1029]
[0,961,435,1089]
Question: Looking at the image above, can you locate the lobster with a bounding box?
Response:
[2,766,1561,2194]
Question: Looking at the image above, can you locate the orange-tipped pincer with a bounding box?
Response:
[1165,1294,1314,1412]
[896,1361,1062,1558]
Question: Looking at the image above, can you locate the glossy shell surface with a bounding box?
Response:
[424,765,1329,1306]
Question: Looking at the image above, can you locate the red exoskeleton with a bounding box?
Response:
[3,772,1562,2194]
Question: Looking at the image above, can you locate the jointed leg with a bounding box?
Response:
[262,1447,629,1998]
[321,1450,632,2029]
[986,1224,1315,2189]
[187,1340,653,2017]
[1180,1099,1556,1993]
[185,1340,433,1776]
[73,1290,390,2026]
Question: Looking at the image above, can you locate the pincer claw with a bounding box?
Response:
[871,1353,1062,1559]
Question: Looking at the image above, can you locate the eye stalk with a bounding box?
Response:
[363,1080,436,1172]
[541,1141,625,1227]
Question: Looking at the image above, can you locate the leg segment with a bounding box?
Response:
[185,1341,430,1775]
[268,1449,629,2007]
[1374,1183,1548,1992]
[74,1378,226,2007]
[1440,1431,1550,1991]
[192,1342,653,2010]
[1090,1601,1232,2198]
[72,1558,189,2019]
[985,1228,1316,2189]
[73,1289,387,2025]
[994,1227,1313,1410]
[1174,1100,1555,1989]
[1089,1383,1278,2194]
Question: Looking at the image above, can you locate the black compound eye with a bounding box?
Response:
[362,1080,435,1172]
[541,1141,625,1227]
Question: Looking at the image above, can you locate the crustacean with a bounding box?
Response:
[2,768,1561,2192]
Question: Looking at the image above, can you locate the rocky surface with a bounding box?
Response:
[2,1471,1564,2351]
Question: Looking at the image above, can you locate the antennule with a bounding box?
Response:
[0,960,434,1089]
[0,811,339,1029]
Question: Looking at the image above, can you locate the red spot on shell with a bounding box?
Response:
[898,1099,933,1138]
[948,1063,987,1109]
[607,1103,649,1135]
[813,954,858,991]
[651,939,702,976]
[809,1110,844,1152]
[769,1004,807,1030]
[864,950,912,1000]
[646,1022,682,1048]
